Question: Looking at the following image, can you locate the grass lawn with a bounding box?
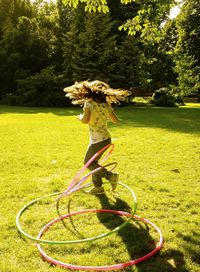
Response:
[0,103,199,272]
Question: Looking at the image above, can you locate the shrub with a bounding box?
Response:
[3,67,71,106]
[151,87,184,107]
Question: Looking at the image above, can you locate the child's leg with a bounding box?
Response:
[84,138,111,187]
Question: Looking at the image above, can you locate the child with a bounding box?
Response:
[64,80,130,194]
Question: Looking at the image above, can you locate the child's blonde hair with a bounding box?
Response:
[64,80,131,105]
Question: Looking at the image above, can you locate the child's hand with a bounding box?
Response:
[76,109,90,124]
[76,114,83,121]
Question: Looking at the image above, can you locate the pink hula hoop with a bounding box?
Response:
[68,162,117,194]
[57,144,114,200]
[37,209,163,271]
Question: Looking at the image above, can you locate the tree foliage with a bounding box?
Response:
[0,0,199,106]
[175,0,200,95]
[70,12,116,82]
[63,0,175,43]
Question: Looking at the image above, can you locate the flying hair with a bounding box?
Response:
[64,80,131,105]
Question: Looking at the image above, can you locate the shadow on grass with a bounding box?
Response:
[95,194,189,272]
[0,105,80,116]
[1,104,200,134]
[177,230,200,265]
[115,106,200,135]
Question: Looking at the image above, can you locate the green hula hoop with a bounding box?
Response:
[16,182,137,245]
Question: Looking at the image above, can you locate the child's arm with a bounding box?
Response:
[77,108,91,124]
[110,111,119,124]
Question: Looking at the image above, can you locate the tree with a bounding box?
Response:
[61,0,179,92]
[62,0,175,43]
[108,36,143,88]
[0,16,51,97]
[175,0,200,95]
[141,20,179,91]
[62,1,145,89]
[53,0,72,72]
[0,0,34,96]
[1,0,189,106]
[0,0,64,104]
[65,11,117,83]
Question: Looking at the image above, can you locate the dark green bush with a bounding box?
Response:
[3,67,71,106]
[151,87,184,107]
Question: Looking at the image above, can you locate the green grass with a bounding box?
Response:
[0,103,199,272]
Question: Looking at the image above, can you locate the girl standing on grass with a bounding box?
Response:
[64,80,130,195]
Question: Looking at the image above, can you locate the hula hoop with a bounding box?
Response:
[37,209,163,271]
[16,182,137,245]
[56,162,118,219]
[65,162,117,196]
[59,144,114,199]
